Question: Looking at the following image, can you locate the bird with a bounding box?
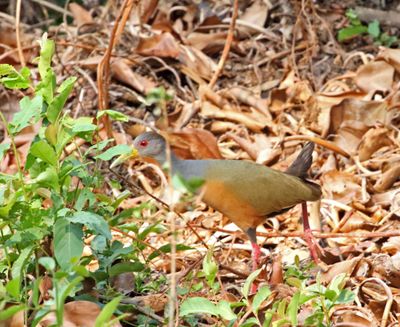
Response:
[113,131,322,274]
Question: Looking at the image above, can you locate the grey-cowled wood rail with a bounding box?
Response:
[114,132,322,272]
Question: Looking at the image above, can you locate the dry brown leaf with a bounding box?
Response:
[358,127,393,161]
[136,32,180,58]
[374,162,400,192]
[329,99,393,153]
[179,45,217,81]
[69,3,93,26]
[377,47,400,73]
[320,256,362,283]
[170,128,222,159]
[321,170,367,204]
[111,59,156,94]
[38,301,122,327]
[224,87,272,119]
[372,255,400,288]
[238,0,268,35]
[186,32,227,53]
[355,60,394,93]
[331,305,379,327]
[201,101,266,132]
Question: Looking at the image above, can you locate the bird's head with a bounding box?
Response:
[110,131,168,168]
[132,132,167,162]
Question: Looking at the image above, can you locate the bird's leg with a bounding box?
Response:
[301,202,320,263]
[251,242,262,271]
[247,228,261,293]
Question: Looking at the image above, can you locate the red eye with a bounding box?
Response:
[139,140,148,147]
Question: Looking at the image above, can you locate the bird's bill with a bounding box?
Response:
[110,148,139,168]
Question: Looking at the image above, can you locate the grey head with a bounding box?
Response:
[133,132,169,164]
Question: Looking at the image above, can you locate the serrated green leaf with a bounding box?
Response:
[30,140,57,167]
[0,64,31,89]
[54,218,84,270]
[69,211,112,239]
[180,297,219,317]
[36,68,56,104]
[9,95,43,135]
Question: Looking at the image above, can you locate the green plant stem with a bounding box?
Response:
[0,111,28,200]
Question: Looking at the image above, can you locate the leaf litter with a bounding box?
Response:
[0,0,400,326]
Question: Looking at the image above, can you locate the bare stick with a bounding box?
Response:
[208,0,239,89]
[15,0,25,67]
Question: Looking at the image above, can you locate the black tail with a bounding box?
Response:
[286,142,314,179]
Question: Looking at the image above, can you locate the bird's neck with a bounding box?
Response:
[155,150,182,173]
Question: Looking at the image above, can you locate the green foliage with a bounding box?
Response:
[0,34,180,325]
[180,259,355,326]
[338,9,397,47]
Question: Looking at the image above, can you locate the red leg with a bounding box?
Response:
[250,242,262,293]
[301,202,320,263]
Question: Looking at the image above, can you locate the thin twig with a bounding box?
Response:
[97,0,134,138]
[208,0,239,89]
[15,0,25,66]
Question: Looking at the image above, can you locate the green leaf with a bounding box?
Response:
[0,64,31,89]
[180,297,219,317]
[0,143,10,161]
[241,317,258,327]
[97,109,129,122]
[38,257,56,271]
[172,174,204,194]
[203,248,217,286]
[6,277,20,299]
[33,166,59,191]
[242,269,262,299]
[69,211,112,240]
[252,286,271,314]
[368,20,380,39]
[287,291,300,326]
[36,68,55,104]
[9,95,43,135]
[94,296,122,327]
[329,273,346,293]
[12,245,34,279]
[54,218,84,270]
[216,300,237,321]
[148,243,192,261]
[0,304,26,320]
[336,289,355,304]
[95,144,133,161]
[30,140,57,167]
[338,25,368,41]
[47,76,77,123]
[109,261,145,277]
[38,36,55,80]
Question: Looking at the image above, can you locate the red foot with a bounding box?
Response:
[304,228,320,264]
